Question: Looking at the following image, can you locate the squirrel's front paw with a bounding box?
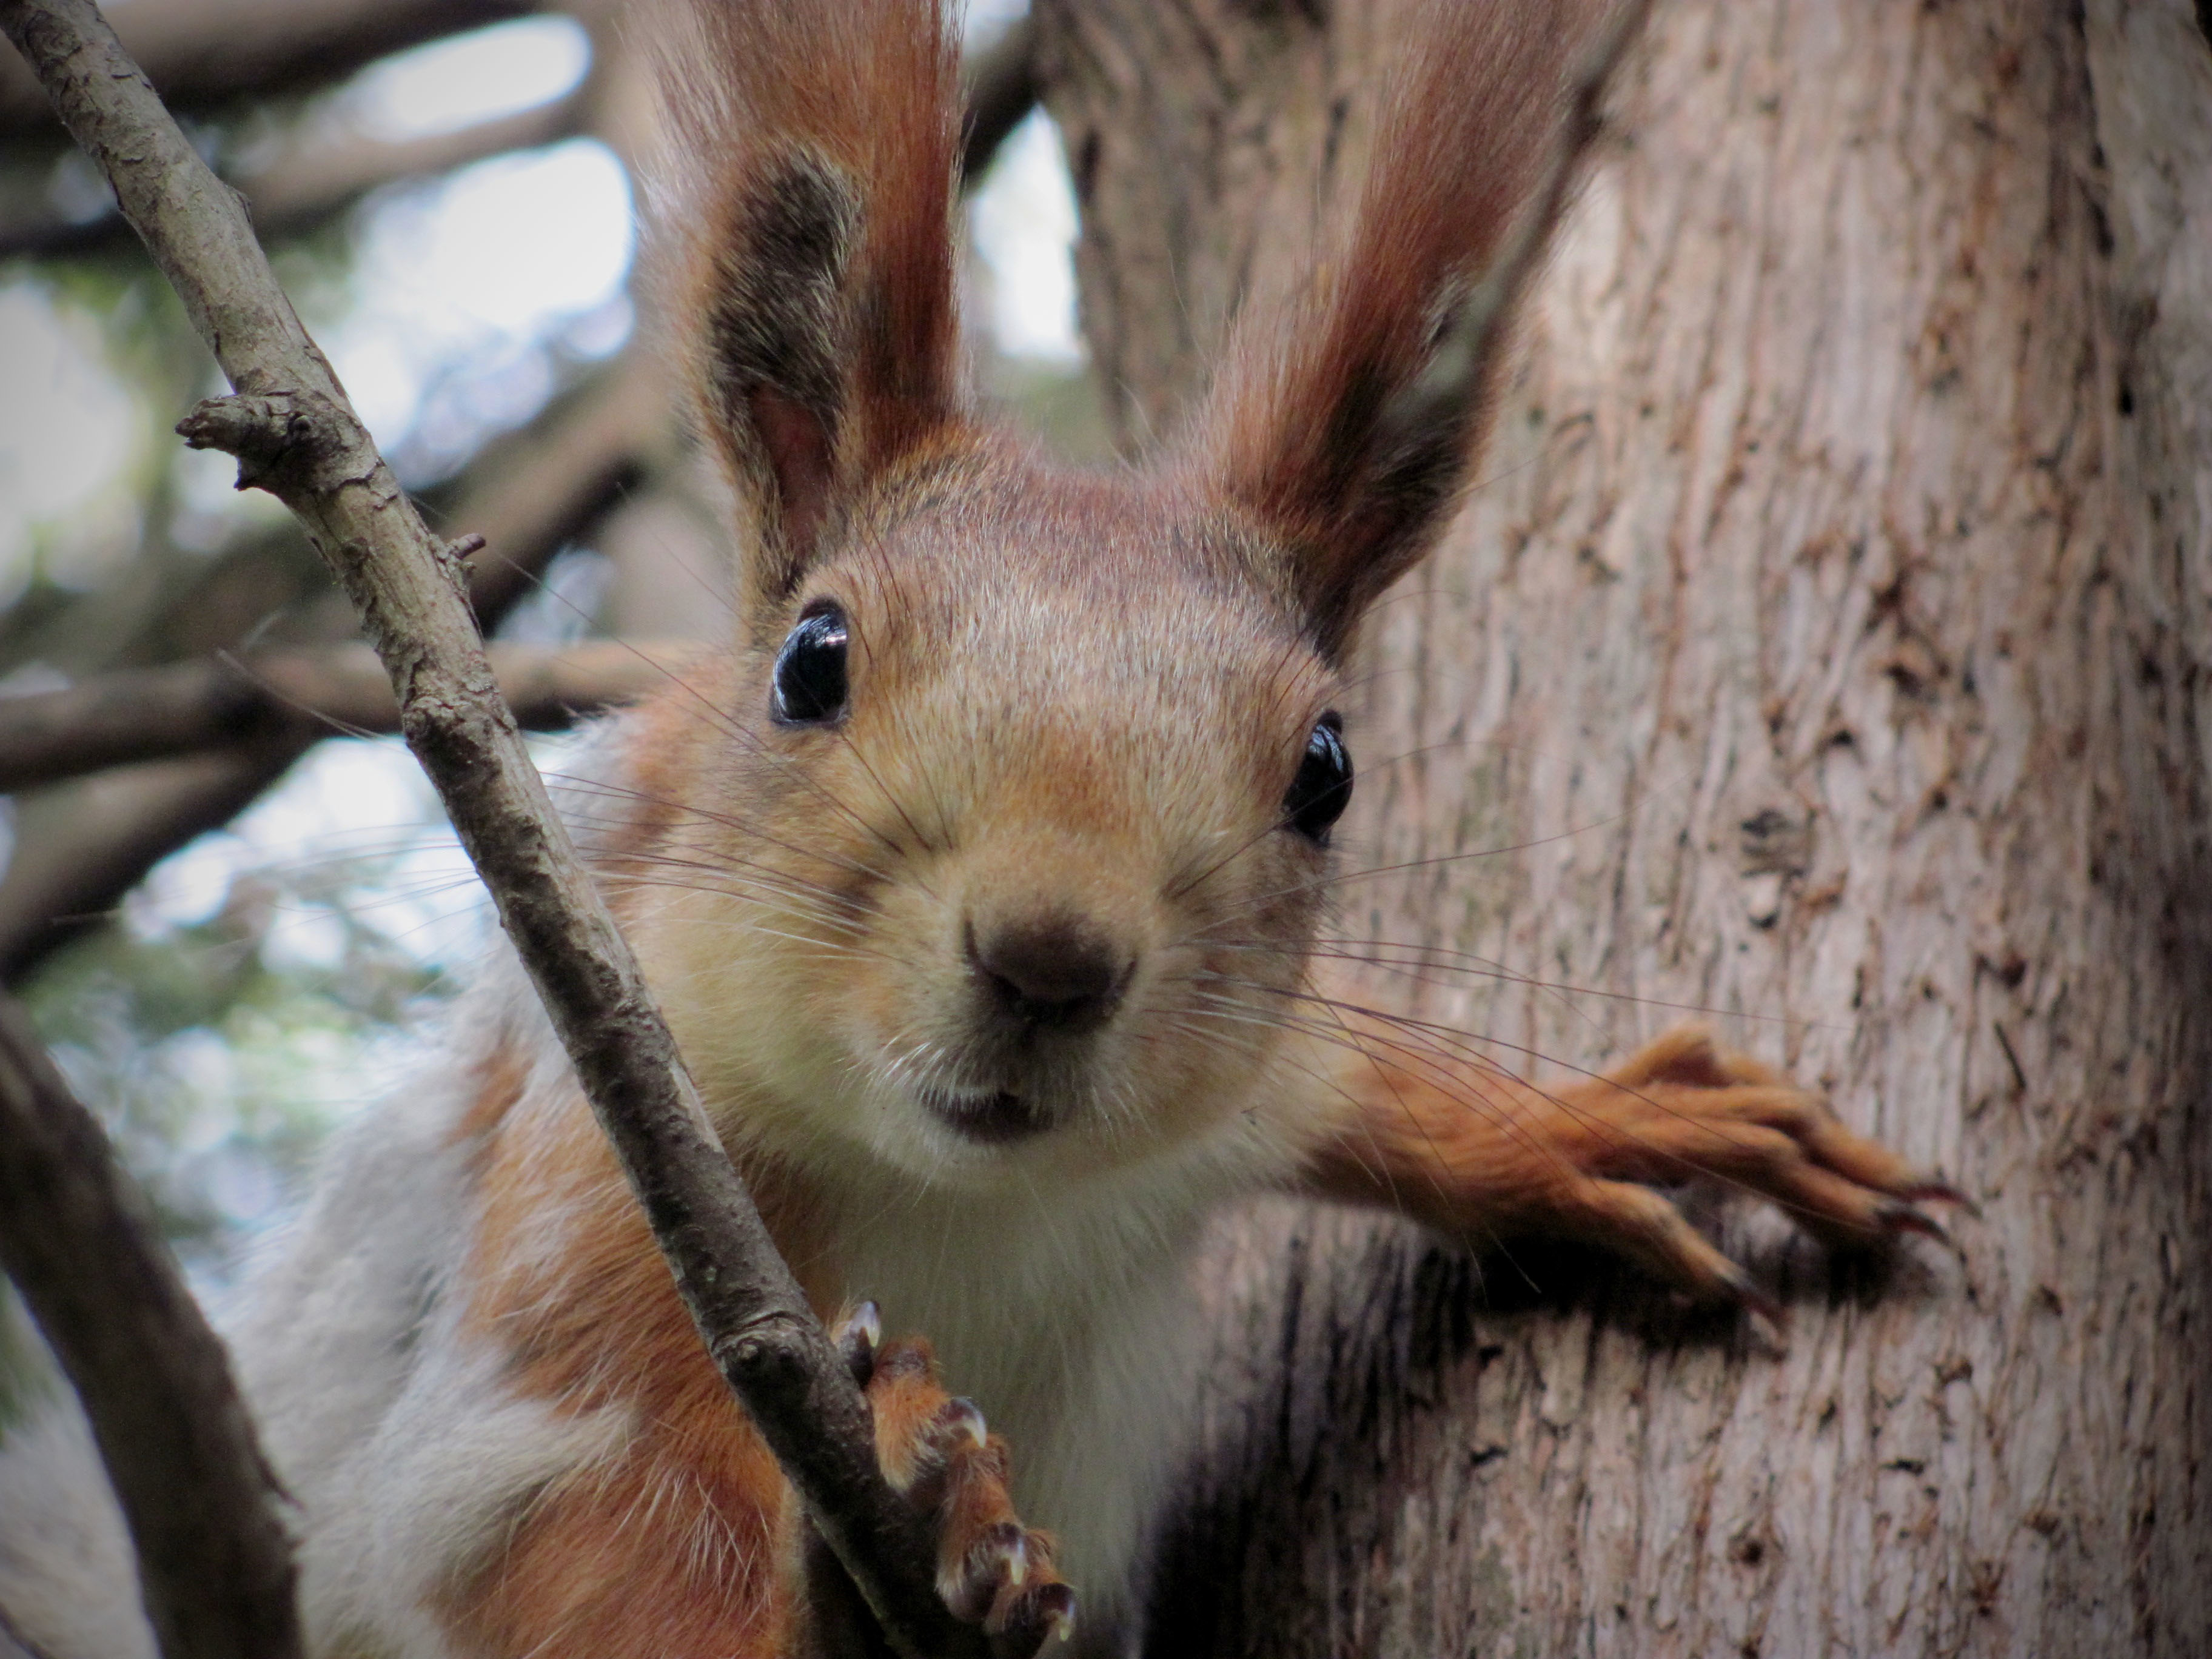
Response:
[1541,1024,1965,1318]
[800,1304,1074,1658]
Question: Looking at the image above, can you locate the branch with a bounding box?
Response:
[0,993,303,1659]
[0,0,539,142]
[0,638,681,793]
[0,744,300,985]
[0,87,586,261]
[0,4,991,1655]
[432,350,661,621]
[7,5,1028,258]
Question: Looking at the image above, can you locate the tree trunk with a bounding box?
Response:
[1038,1,2212,1654]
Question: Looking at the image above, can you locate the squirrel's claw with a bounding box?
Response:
[823,1325,1072,1659]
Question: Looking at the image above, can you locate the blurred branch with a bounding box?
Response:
[0,0,540,142]
[960,13,1037,185]
[0,350,658,982]
[433,351,661,620]
[0,984,301,1659]
[0,4,991,1654]
[0,87,586,260]
[4,5,1030,257]
[0,638,686,791]
[0,745,292,984]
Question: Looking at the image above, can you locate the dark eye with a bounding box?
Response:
[1284,712,1353,844]
[771,602,850,725]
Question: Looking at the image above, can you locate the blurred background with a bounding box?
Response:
[0,0,1099,1290]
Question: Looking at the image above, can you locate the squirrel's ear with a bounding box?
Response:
[659,0,965,623]
[1187,1,1629,659]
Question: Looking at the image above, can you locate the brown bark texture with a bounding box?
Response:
[1040,1,2212,1654]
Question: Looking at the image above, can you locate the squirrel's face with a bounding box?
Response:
[654,0,1537,1185]
[631,461,1353,1187]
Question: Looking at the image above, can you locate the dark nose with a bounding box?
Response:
[967,914,1130,1033]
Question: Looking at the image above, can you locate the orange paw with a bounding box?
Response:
[803,1304,1074,1658]
[1533,1024,1965,1318]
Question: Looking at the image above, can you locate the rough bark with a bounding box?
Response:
[1041,1,2212,1654]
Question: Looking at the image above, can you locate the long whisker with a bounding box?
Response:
[1185,970,1858,1225]
[1171,981,1590,1190]
[548,771,902,894]
[1201,935,1826,1033]
[1153,994,1543,1292]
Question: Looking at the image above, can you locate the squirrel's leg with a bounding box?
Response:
[1295,1004,1962,1314]
[786,1306,1076,1659]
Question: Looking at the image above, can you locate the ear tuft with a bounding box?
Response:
[654,0,968,625]
[694,152,858,601]
[1187,0,1644,657]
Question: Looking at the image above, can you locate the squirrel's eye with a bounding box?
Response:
[771,602,850,725]
[1284,712,1353,844]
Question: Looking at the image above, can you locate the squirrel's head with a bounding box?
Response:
[625,0,1569,1185]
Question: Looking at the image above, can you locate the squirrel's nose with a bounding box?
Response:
[967,914,1131,1033]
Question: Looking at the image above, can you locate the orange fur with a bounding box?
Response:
[1304,1014,1945,1300]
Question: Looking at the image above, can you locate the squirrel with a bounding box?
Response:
[0,1,1960,1655]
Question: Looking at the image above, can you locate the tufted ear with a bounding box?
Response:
[1187,0,1640,659]
[659,0,968,629]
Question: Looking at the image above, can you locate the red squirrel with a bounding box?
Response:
[0,1,1955,1655]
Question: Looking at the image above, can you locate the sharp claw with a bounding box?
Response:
[1880,1200,1951,1245]
[837,1301,881,1386]
[988,1580,1078,1658]
[940,1396,988,1450]
[944,1522,1026,1623]
[1905,1175,1979,1219]
[1039,1582,1077,1644]
[1720,1263,1789,1335]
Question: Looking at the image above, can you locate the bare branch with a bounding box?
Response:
[0,0,540,142]
[0,638,685,793]
[0,993,303,1659]
[0,3,987,1654]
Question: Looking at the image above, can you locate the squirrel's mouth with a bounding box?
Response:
[913,1083,1053,1145]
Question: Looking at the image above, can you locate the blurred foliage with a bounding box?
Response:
[20,811,463,1280]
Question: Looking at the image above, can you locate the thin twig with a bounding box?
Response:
[0,3,977,1655]
[0,994,303,1659]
